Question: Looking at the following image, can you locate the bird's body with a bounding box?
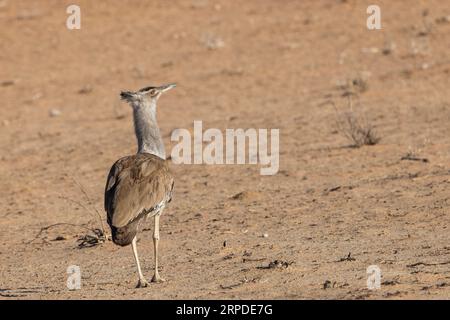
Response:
[104,83,176,287]
[105,153,174,246]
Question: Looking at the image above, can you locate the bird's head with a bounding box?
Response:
[120,83,176,106]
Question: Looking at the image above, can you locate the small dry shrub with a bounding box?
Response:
[332,96,380,147]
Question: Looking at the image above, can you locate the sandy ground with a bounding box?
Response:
[1,0,450,299]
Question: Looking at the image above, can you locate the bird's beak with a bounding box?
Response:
[159,83,176,93]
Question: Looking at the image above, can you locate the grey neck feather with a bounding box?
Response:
[132,99,166,159]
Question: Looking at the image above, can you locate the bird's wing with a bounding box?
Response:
[104,153,174,228]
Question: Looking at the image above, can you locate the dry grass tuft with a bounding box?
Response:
[331,97,380,147]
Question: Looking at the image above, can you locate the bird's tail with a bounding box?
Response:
[110,222,138,247]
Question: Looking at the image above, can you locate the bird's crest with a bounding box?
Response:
[120,84,176,102]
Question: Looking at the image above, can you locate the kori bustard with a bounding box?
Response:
[104,84,176,287]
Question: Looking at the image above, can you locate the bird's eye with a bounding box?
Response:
[149,89,157,96]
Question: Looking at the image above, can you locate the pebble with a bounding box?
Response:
[49,108,61,117]
[78,85,93,94]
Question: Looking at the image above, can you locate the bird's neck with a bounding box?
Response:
[132,100,166,159]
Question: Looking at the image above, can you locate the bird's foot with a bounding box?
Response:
[136,279,150,288]
[151,274,166,283]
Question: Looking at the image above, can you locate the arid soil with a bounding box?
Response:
[1,0,450,299]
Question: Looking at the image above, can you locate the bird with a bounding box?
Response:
[104,83,176,287]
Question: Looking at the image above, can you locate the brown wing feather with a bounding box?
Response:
[104,153,174,228]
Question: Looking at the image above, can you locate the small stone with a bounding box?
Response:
[231,191,261,201]
[31,92,43,101]
[49,109,61,117]
[262,233,269,238]
[323,280,334,289]
[436,15,450,24]
[78,85,93,94]
[161,61,173,68]
[1,80,15,87]
[223,253,234,260]
[201,34,225,50]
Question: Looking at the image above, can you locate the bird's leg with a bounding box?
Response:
[151,214,165,283]
[131,236,149,288]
